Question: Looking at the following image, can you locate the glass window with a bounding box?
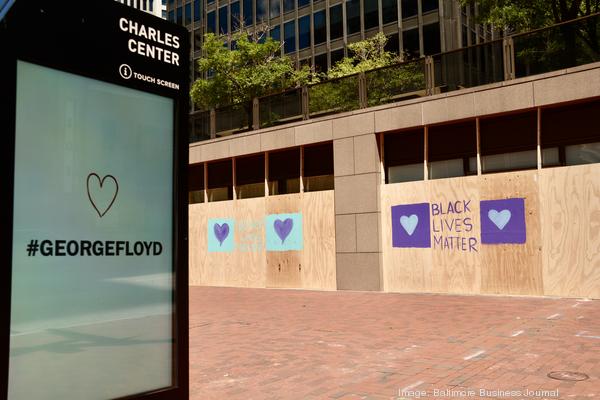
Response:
[269,149,301,195]
[271,25,281,42]
[207,160,233,201]
[194,0,201,21]
[329,4,343,40]
[284,20,296,53]
[176,6,183,24]
[207,11,216,33]
[194,28,203,51]
[257,0,267,21]
[189,164,205,204]
[208,0,215,4]
[402,28,420,58]
[314,10,326,45]
[231,1,240,31]
[385,129,424,183]
[284,0,295,13]
[330,47,345,66]
[219,5,228,34]
[314,53,328,73]
[298,15,310,50]
[168,9,175,22]
[401,0,417,18]
[428,121,477,179]
[243,0,253,26]
[480,111,537,173]
[382,0,398,24]
[304,143,334,191]
[422,0,438,13]
[364,0,379,30]
[299,0,310,8]
[541,100,600,167]
[270,0,280,18]
[423,22,441,55]
[346,0,360,35]
[236,155,265,199]
[185,2,191,25]
[385,33,399,54]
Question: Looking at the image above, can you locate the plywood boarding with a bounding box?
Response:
[382,171,543,296]
[189,190,336,290]
[479,171,544,296]
[381,180,429,293]
[189,198,266,288]
[540,164,600,299]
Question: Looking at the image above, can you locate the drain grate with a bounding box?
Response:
[547,371,589,381]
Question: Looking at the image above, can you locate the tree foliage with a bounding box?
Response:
[190,30,311,110]
[310,33,425,115]
[459,0,600,32]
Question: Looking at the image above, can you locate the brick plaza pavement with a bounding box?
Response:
[189,287,600,400]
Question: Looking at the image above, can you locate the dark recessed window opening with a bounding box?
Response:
[269,148,301,195]
[270,0,280,18]
[284,20,296,53]
[189,163,205,204]
[364,0,379,30]
[382,0,398,25]
[401,0,418,18]
[480,111,537,174]
[541,100,600,167]
[385,128,424,183]
[346,0,361,35]
[219,5,228,34]
[207,160,233,201]
[236,154,265,199]
[329,4,343,40]
[428,120,477,180]
[402,28,420,59]
[422,0,439,13]
[304,142,334,191]
[299,15,311,50]
[314,53,328,73]
[423,23,441,55]
[314,10,326,45]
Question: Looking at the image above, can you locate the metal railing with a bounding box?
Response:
[190,13,600,142]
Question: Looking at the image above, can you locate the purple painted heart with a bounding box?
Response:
[86,173,119,218]
[213,223,230,246]
[274,218,293,244]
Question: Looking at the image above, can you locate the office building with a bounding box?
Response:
[116,0,167,18]
[167,0,492,89]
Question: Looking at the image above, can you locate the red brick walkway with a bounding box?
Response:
[189,287,600,399]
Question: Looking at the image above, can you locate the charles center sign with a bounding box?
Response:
[1,1,189,399]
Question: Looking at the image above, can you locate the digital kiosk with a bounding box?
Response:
[1,1,189,398]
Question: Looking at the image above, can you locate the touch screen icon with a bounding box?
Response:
[119,63,133,79]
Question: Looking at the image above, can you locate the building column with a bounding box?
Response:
[333,114,382,291]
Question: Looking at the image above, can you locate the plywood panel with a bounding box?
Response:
[428,176,481,294]
[189,190,336,290]
[381,181,430,293]
[540,164,600,298]
[266,194,302,288]
[479,171,544,296]
[189,198,265,288]
[300,191,337,290]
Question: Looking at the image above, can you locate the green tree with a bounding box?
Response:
[190,29,311,129]
[459,0,599,31]
[309,33,426,114]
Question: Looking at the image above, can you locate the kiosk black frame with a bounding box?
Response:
[0,1,189,399]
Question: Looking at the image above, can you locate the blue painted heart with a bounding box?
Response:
[400,214,419,236]
[274,218,293,244]
[213,223,230,246]
[488,209,511,230]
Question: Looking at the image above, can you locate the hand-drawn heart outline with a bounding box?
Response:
[87,173,119,218]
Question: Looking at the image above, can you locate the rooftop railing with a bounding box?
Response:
[190,13,600,143]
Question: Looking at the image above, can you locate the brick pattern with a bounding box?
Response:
[190,287,600,399]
